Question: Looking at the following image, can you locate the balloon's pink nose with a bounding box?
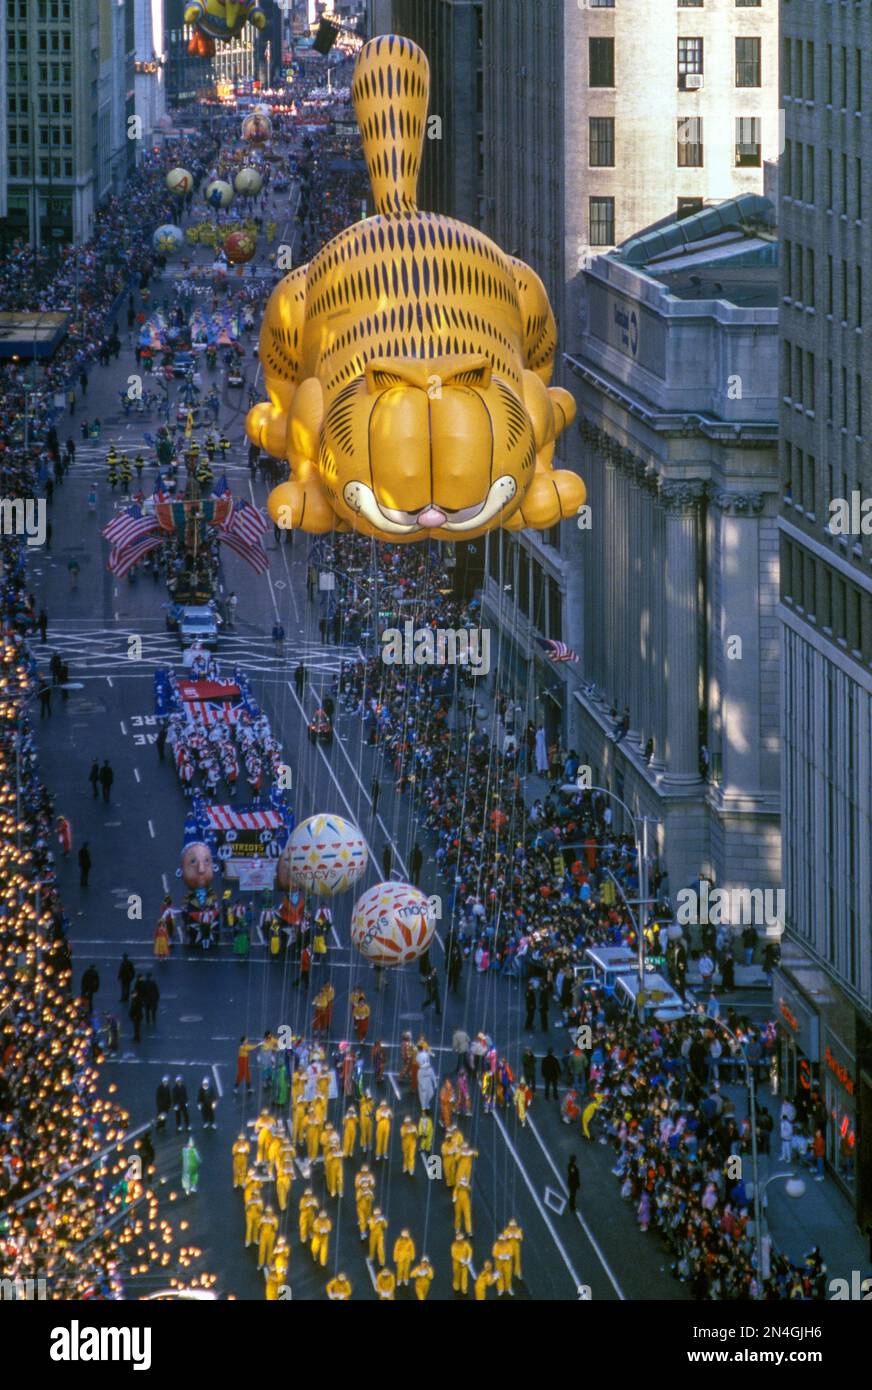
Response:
[416,507,446,529]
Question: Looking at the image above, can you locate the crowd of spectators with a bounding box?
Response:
[324,534,828,1300]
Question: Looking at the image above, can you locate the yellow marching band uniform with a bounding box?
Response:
[231,1040,523,1300]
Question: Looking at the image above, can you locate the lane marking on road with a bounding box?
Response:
[106,676,113,688]
[276,515,301,626]
[524,1113,625,1300]
[161,873,169,895]
[385,1071,401,1100]
[330,925,341,949]
[133,767,141,783]
[365,1257,379,1294]
[298,681,448,946]
[120,720,127,735]
[212,1063,223,1098]
[148,819,156,838]
[311,690,444,953]
[490,1110,585,1298]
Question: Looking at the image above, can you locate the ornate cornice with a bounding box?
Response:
[711,491,766,515]
[660,480,707,512]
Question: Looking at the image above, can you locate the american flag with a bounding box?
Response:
[218,499,269,575]
[102,504,158,549]
[108,534,163,579]
[538,637,579,664]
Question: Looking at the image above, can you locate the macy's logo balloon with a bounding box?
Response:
[247,34,586,543]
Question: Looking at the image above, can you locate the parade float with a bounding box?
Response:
[247,35,586,542]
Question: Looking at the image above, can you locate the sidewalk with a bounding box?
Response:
[724,1079,870,1284]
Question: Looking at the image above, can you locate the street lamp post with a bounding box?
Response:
[580,784,657,1020]
[694,1009,805,1297]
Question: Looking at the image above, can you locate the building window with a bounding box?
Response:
[827,359,834,419]
[677,116,703,166]
[589,117,615,167]
[589,0,614,6]
[736,37,761,87]
[857,376,863,437]
[735,116,761,166]
[678,37,703,89]
[678,0,703,7]
[589,196,615,246]
[806,146,815,201]
[805,41,815,101]
[826,44,833,103]
[857,265,863,327]
[589,38,615,88]
[783,139,792,195]
[793,142,803,200]
[841,259,848,321]
[736,0,761,5]
[806,248,815,307]
[784,237,792,296]
[782,37,792,96]
[806,352,815,412]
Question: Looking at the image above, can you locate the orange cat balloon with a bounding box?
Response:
[247,35,586,542]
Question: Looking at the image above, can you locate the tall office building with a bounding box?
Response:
[4,0,135,249]
[557,199,781,904]
[776,1,872,1223]
[134,0,169,149]
[374,0,483,225]
[474,2,780,755]
[0,1,8,228]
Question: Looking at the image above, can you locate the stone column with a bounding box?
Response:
[645,465,667,768]
[603,443,619,705]
[711,491,766,796]
[661,481,706,785]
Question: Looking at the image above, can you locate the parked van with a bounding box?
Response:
[584,946,640,994]
[615,972,692,1022]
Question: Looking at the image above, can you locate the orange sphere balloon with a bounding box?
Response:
[224,230,258,264]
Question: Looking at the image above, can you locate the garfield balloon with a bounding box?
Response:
[247,35,585,543]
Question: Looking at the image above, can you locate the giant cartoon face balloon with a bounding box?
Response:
[247,35,585,544]
[181,841,215,891]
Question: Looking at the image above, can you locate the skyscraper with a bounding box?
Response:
[134,0,169,149]
[776,0,871,1223]
[378,0,483,225]
[3,0,136,249]
[475,0,779,762]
